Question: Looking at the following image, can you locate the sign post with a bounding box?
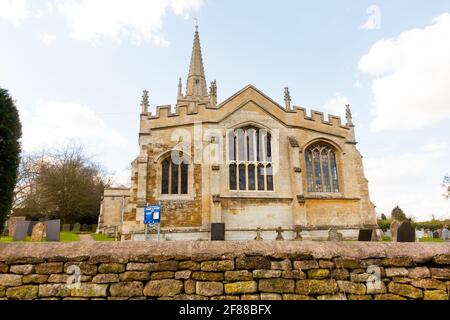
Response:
[144,205,161,241]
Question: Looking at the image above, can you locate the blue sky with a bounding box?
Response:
[1,0,449,221]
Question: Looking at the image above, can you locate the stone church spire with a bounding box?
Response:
[185,23,208,98]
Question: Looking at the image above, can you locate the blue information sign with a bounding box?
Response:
[144,205,161,224]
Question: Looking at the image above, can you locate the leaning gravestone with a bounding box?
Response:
[328,229,343,241]
[13,221,30,241]
[8,217,26,237]
[31,223,45,242]
[390,220,401,242]
[358,229,373,241]
[62,224,71,232]
[72,223,81,233]
[45,220,61,242]
[397,220,415,242]
[27,221,39,236]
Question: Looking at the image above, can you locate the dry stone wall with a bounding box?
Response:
[0,242,449,300]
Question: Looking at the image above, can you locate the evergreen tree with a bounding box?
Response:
[381,213,387,220]
[0,88,22,233]
[391,205,407,222]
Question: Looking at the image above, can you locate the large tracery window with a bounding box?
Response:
[228,126,274,191]
[161,152,189,195]
[305,143,339,193]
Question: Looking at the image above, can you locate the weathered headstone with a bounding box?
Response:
[415,229,424,240]
[276,227,284,241]
[81,224,89,232]
[91,224,98,232]
[294,226,302,241]
[31,223,45,242]
[397,220,415,242]
[390,220,401,242]
[358,229,372,241]
[45,220,61,242]
[13,221,30,241]
[427,230,433,238]
[72,223,81,233]
[328,229,343,241]
[433,231,440,239]
[62,224,71,232]
[254,227,263,241]
[442,227,449,240]
[27,221,39,236]
[8,217,26,237]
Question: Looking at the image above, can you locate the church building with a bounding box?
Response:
[98,27,377,241]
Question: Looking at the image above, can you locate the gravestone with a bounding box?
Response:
[294,226,302,241]
[31,223,45,242]
[328,229,343,241]
[433,231,440,239]
[72,223,81,233]
[428,230,434,238]
[210,223,225,241]
[254,227,263,241]
[91,224,98,232]
[81,224,89,232]
[45,220,61,242]
[27,221,39,236]
[276,227,284,241]
[358,229,373,241]
[415,229,424,239]
[8,217,26,237]
[397,220,415,242]
[390,220,401,242]
[442,228,449,240]
[62,224,71,232]
[13,221,30,241]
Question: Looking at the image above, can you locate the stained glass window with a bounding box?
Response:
[305,143,339,193]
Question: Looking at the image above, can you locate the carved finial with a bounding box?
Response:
[345,104,354,127]
[141,90,149,114]
[178,77,183,98]
[194,18,199,32]
[210,80,217,107]
[284,87,291,111]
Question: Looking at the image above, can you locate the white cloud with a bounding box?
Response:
[20,101,128,153]
[323,92,350,120]
[56,0,203,45]
[359,13,450,132]
[42,34,56,46]
[0,0,29,25]
[364,143,450,220]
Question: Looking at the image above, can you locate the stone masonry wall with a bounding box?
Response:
[0,242,449,300]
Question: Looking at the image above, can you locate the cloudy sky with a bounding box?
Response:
[1,0,449,221]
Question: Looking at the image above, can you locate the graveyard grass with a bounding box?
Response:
[0,232,80,243]
[92,233,116,241]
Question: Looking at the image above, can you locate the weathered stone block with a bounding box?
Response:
[175,270,192,280]
[411,279,447,291]
[224,281,258,295]
[382,257,413,267]
[110,281,143,297]
[35,263,63,275]
[64,262,97,276]
[282,294,314,300]
[331,269,349,280]
[143,279,183,297]
[192,272,224,281]
[151,271,174,280]
[0,274,22,287]
[253,270,281,279]
[374,293,406,300]
[39,284,71,297]
[361,259,383,268]
[388,282,423,299]
[98,263,125,274]
[307,269,330,279]
[348,295,372,300]
[316,293,347,300]
[201,260,234,271]
[282,270,306,279]
[22,274,49,284]
[196,281,223,296]
[92,274,120,284]
[241,294,260,300]
[385,267,409,277]
[0,263,8,273]
[126,263,153,271]
[271,259,292,270]
[296,280,338,295]
[334,258,361,269]
[408,267,431,279]
[319,260,334,269]
[392,277,412,283]
[174,294,208,300]
[350,273,370,282]
[211,295,240,300]
[225,270,252,281]
[259,279,295,293]
[433,254,450,265]
[6,285,38,299]
[366,281,387,294]
[152,261,178,271]
[423,290,448,300]
[337,280,366,295]
[260,293,281,300]
[179,261,201,271]
[430,268,450,280]
[293,260,318,270]
[184,280,196,295]
[5,257,44,265]
[235,256,270,270]
[10,265,34,275]
[71,283,108,297]
[120,271,151,281]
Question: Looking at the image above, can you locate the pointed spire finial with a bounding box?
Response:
[178,77,183,98]
[194,18,199,32]
[345,104,354,127]
[186,21,208,98]
[210,80,217,107]
[284,87,292,111]
[141,90,149,114]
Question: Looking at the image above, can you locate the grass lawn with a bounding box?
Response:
[419,237,445,243]
[0,232,80,243]
[92,233,116,241]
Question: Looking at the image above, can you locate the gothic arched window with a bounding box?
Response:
[161,152,189,195]
[228,126,274,191]
[305,143,339,193]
